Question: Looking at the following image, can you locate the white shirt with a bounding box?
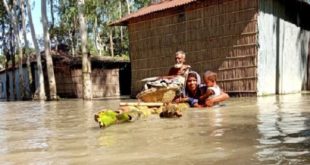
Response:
[208,85,221,99]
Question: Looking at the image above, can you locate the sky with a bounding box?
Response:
[0,1,42,53]
[25,0,43,48]
[32,0,43,36]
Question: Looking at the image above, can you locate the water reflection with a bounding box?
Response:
[257,94,310,164]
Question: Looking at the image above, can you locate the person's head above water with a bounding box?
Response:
[185,71,201,93]
[203,70,217,87]
[168,50,190,76]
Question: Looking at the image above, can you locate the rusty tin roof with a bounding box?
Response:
[111,0,197,26]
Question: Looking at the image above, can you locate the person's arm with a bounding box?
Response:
[192,102,203,108]
[175,96,199,107]
[187,97,200,107]
[174,96,189,103]
[199,89,214,101]
[205,91,229,107]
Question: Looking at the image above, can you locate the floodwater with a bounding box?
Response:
[0,94,309,165]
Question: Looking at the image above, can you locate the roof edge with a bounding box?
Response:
[110,0,197,26]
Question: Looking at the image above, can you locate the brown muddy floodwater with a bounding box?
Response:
[0,94,309,165]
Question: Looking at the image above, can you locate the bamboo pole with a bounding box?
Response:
[119,102,163,107]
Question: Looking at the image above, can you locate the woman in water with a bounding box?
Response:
[175,71,229,107]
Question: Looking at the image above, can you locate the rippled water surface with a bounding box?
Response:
[0,94,309,164]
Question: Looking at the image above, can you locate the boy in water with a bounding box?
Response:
[199,71,222,107]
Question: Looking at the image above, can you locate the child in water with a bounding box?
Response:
[199,71,222,107]
[175,70,229,108]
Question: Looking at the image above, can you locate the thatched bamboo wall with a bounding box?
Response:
[128,0,258,97]
[54,59,128,98]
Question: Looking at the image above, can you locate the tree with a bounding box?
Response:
[42,0,57,100]
[20,0,33,99]
[78,0,92,99]
[58,0,78,56]
[3,0,21,100]
[54,0,151,58]
[26,0,46,100]
[0,2,10,100]
[49,0,58,50]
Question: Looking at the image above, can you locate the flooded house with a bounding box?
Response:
[111,0,310,97]
[0,53,130,100]
[53,54,130,98]
[0,65,32,100]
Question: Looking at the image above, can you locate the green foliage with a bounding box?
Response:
[23,47,35,55]
[0,54,6,69]
[44,0,151,58]
[132,0,151,11]
[0,1,9,51]
[96,110,118,127]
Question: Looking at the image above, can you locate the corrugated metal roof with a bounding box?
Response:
[111,0,310,26]
[111,0,197,26]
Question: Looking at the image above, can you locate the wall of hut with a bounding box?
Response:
[257,0,310,95]
[54,60,130,98]
[0,59,130,100]
[128,0,258,97]
[0,67,32,100]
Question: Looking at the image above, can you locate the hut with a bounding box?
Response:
[111,0,310,97]
[0,53,131,100]
[53,55,131,98]
[0,65,32,100]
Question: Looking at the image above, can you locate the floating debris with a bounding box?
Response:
[94,110,118,127]
[160,103,189,118]
[94,102,189,128]
[94,104,162,128]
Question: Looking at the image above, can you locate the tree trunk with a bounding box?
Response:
[126,0,131,14]
[21,0,32,99]
[109,29,114,57]
[74,17,79,56]
[49,0,55,29]
[78,0,92,100]
[119,1,123,44]
[26,0,46,100]
[93,17,100,56]
[42,0,57,100]
[49,0,57,51]
[15,0,25,100]
[69,30,75,56]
